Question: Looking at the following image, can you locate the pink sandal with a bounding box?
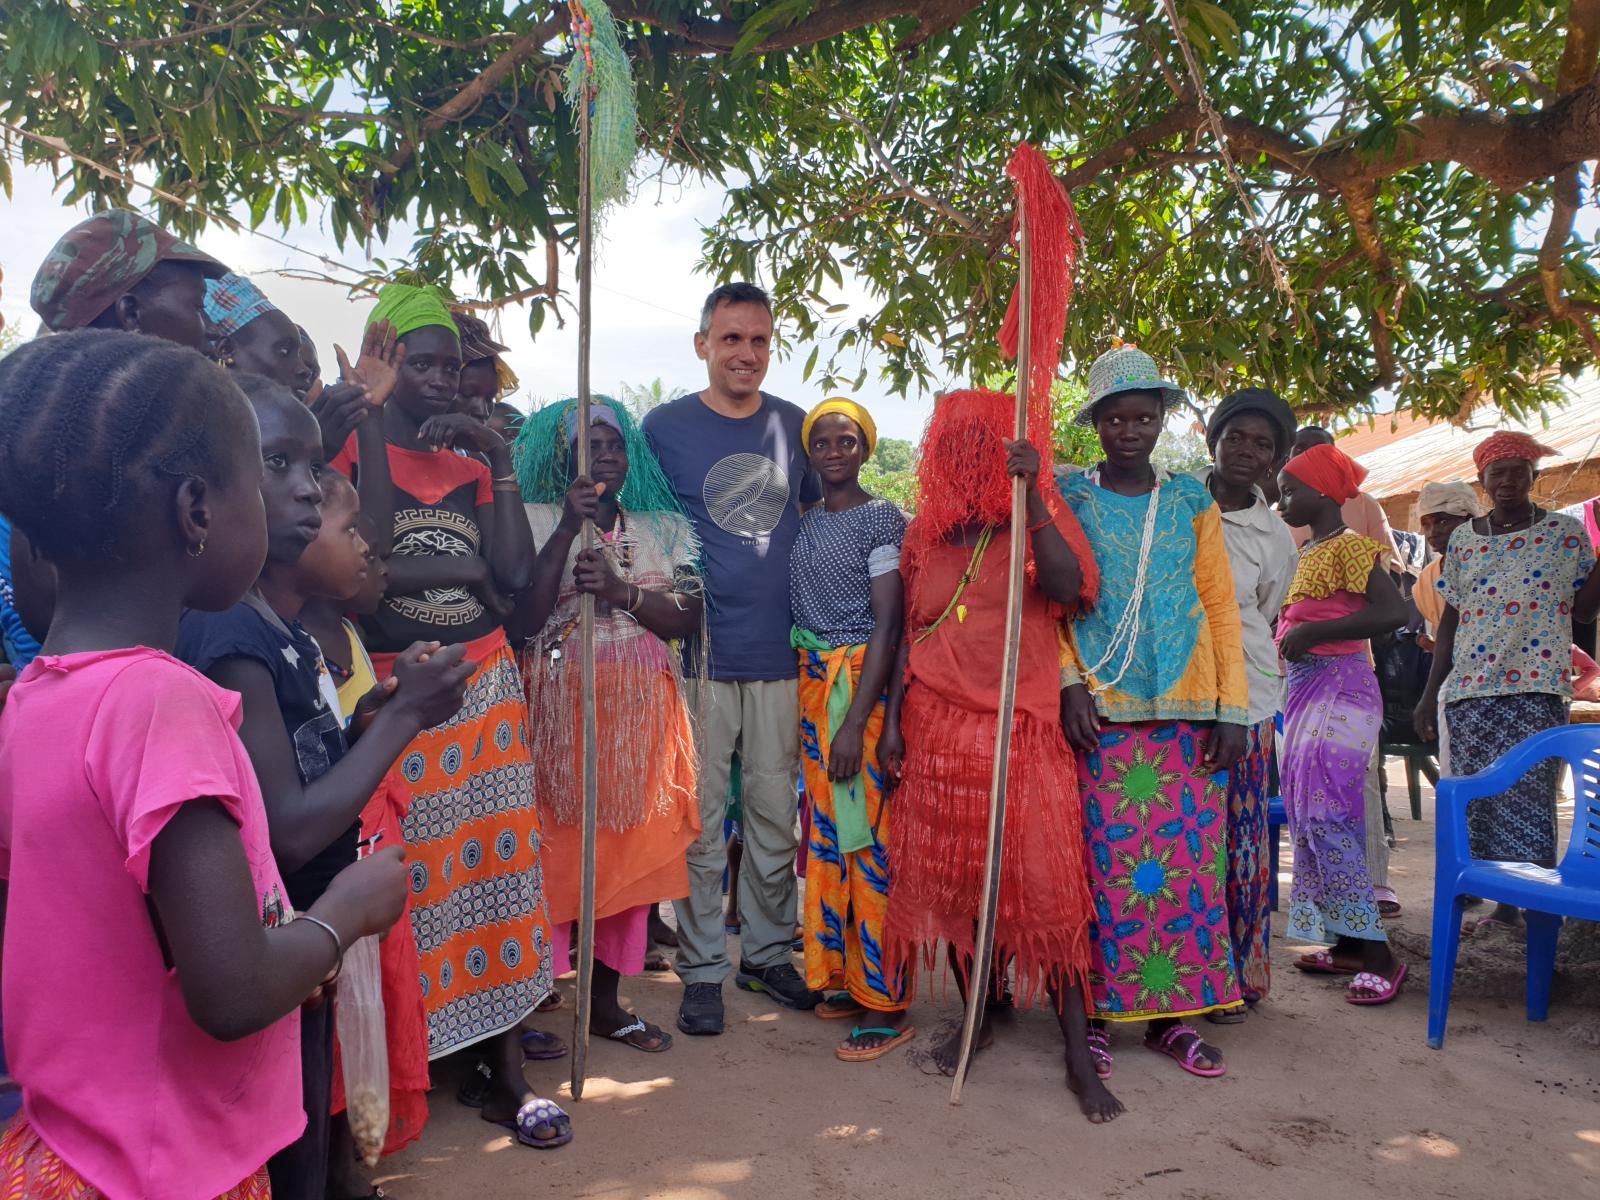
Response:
[1345,963,1407,1005]
[1086,1028,1113,1079]
[1294,949,1358,975]
[1145,1023,1226,1078]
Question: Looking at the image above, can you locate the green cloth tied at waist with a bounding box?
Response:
[790,625,874,854]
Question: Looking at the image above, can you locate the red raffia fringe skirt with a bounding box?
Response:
[885,685,1092,1007]
[0,1118,270,1199]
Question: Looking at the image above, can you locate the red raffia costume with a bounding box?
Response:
[887,144,1093,1004]
[885,389,1100,1004]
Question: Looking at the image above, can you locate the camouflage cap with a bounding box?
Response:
[29,209,228,332]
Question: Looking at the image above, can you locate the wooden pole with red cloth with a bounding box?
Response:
[950,143,1083,1103]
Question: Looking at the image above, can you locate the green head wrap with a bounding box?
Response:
[514,397,686,517]
[366,282,459,339]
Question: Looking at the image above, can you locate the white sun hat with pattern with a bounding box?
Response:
[1075,343,1188,425]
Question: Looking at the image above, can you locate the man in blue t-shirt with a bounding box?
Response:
[643,282,822,1035]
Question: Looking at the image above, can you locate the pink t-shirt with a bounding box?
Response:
[0,649,304,1199]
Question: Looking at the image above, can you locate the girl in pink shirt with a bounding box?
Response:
[0,330,407,1199]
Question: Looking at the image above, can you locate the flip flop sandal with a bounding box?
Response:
[456,1060,492,1108]
[1086,1029,1114,1080]
[484,1097,574,1149]
[535,991,563,1012]
[600,1016,674,1053]
[520,1029,569,1061]
[1294,949,1359,975]
[1374,887,1403,917]
[1346,963,1407,1006]
[1204,1005,1248,1025]
[835,1025,916,1062]
[1146,1024,1227,1078]
[815,992,867,1021]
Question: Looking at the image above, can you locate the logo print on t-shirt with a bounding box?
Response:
[702,452,790,538]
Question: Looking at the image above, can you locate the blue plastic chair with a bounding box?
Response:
[1266,795,1288,914]
[1427,724,1600,1049]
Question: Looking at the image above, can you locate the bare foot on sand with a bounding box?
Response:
[1065,1051,1125,1124]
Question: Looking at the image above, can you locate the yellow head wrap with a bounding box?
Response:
[802,397,877,458]
[366,282,459,339]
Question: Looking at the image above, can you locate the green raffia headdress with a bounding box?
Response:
[564,0,638,212]
[513,397,686,517]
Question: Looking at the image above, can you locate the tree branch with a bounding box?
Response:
[384,7,567,176]
[612,0,981,54]
[1535,0,1600,357]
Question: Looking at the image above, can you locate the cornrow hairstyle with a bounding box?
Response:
[0,329,249,564]
[513,396,687,518]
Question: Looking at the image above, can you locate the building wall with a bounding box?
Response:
[1378,461,1600,530]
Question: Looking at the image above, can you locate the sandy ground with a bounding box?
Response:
[381,763,1600,1200]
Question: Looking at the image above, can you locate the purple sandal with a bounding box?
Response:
[1145,1023,1226,1078]
[484,1096,573,1149]
[520,1029,569,1061]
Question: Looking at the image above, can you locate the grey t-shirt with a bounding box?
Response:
[642,391,820,680]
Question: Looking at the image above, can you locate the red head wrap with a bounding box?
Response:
[901,387,1063,581]
[1473,431,1555,473]
[1283,442,1367,504]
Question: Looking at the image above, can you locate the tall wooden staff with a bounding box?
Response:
[570,65,599,1101]
[950,203,1032,1103]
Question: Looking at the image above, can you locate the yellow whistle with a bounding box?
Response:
[957,604,968,623]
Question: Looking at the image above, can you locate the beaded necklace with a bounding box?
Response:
[1080,469,1162,694]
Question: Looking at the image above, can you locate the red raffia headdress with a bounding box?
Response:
[904,143,1084,581]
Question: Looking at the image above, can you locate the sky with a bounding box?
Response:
[1,157,947,442]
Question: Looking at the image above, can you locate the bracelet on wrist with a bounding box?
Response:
[298,914,345,980]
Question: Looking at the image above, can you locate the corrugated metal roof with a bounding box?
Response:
[1338,373,1600,499]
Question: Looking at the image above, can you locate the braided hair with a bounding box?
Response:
[0,329,250,563]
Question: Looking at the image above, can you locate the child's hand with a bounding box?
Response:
[308,378,372,460]
[317,845,409,941]
[390,640,476,729]
[349,677,399,737]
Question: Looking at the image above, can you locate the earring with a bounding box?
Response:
[188,539,207,558]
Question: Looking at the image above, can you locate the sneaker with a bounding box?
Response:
[677,982,724,1036]
[735,961,822,1010]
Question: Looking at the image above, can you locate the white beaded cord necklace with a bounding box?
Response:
[1081,479,1163,694]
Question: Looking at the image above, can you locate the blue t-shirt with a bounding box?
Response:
[178,600,355,910]
[643,391,820,680]
[0,515,43,669]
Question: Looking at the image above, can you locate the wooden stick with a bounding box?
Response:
[949,200,1031,1104]
[570,83,599,1102]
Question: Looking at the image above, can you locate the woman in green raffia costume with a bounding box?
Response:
[509,397,704,1052]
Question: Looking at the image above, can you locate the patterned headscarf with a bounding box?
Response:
[453,310,520,395]
[1473,431,1556,473]
[1282,442,1367,504]
[203,273,278,337]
